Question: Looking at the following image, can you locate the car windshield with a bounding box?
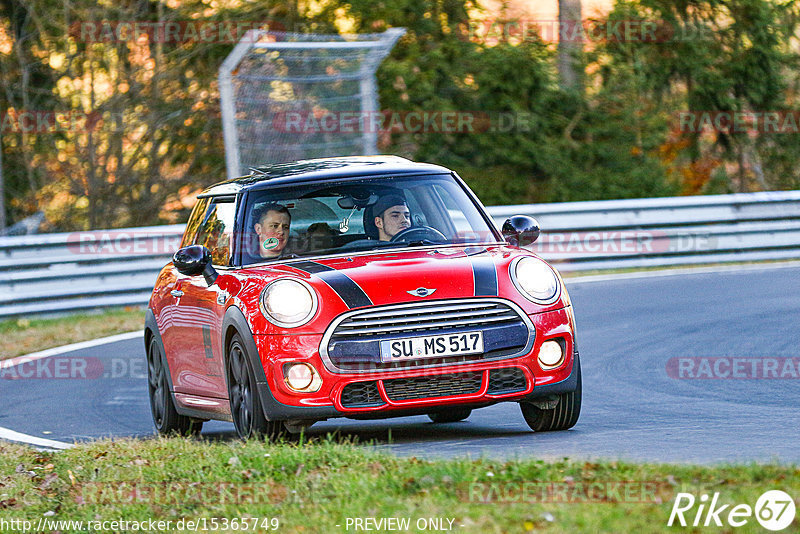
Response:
[240,173,500,265]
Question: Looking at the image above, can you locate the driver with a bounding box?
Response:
[373,194,411,241]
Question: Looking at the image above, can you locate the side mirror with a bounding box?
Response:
[502,215,540,247]
[173,245,218,285]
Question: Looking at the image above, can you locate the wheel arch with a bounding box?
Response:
[221,305,339,422]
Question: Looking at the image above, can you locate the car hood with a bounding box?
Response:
[271,244,515,308]
[236,244,567,334]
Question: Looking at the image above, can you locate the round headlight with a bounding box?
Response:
[260,279,317,327]
[511,257,560,303]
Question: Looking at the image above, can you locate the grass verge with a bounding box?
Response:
[0,308,145,361]
[0,438,797,533]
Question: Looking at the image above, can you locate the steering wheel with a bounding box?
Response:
[390,226,448,244]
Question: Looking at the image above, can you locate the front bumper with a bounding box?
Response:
[252,306,577,421]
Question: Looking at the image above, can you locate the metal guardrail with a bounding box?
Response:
[2,190,799,318]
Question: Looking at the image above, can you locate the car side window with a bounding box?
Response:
[180,198,211,248]
[193,199,237,266]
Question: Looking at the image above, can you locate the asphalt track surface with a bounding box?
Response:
[2,264,799,463]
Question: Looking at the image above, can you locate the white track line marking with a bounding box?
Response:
[563,261,800,285]
[0,426,74,449]
[0,330,143,449]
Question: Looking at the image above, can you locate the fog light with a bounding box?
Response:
[538,340,564,369]
[284,363,322,393]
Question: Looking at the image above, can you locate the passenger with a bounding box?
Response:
[306,222,336,251]
[253,203,291,258]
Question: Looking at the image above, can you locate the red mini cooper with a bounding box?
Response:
[145,156,581,439]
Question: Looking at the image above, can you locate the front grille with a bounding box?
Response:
[331,301,521,339]
[382,371,483,402]
[341,381,384,408]
[487,367,527,395]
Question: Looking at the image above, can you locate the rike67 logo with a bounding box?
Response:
[668,490,796,531]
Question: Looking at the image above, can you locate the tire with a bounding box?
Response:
[226,334,284,441]
[146,336,203,436]
[520,357,582,432]
[428,409,472,423]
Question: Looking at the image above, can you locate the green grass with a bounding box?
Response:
[0,308,145,360]
[0,438,797,533]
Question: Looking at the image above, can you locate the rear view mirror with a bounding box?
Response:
[338,193,378,209]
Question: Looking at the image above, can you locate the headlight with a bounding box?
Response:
[260,279,318,327]
[511,257,560,303]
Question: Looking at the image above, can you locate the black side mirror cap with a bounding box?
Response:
[173,245,218,285]
[502,215,541,247]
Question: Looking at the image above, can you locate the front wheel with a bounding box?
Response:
[520,358,582,432]
[146,337,203,436]
[226,334,284,441]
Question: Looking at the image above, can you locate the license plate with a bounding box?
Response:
[380,332,484,362]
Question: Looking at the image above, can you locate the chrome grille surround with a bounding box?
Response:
[319,298,535,374]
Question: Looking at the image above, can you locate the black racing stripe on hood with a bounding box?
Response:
[291,260,373,309]
[467,252,498,296]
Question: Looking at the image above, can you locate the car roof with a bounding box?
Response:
[199,156,453,197]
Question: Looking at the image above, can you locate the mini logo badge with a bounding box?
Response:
[407,287,437,298]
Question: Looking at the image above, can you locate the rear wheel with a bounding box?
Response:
[147,337,203,436]
[520,358,582,432]
[226,334,284,440]
[428,409,472,423]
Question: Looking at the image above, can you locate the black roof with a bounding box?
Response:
[199,156,453,197]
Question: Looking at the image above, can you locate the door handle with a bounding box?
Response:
[171,290,184,298]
